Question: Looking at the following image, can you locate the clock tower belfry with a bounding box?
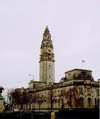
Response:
[39,26,55,84]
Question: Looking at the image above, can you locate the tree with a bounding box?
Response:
[46,86,55,112]
[21,90,30,110]
[6,88,15,111]
[59,86,80,108]
[35,93,43,112]
[29,93,37,110]
[10,89,30,110]
[10,90,22,109]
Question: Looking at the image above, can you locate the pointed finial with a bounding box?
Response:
[44,26,50,34]
[45,26,49,30]
[45,26,49,31]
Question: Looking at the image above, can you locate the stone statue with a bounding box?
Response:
[0,86,4,94]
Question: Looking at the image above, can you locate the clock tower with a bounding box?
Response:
[39,26,55,84]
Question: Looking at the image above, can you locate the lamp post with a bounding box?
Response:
[50,86,53,112]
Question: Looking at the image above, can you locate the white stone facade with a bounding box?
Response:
[39,61,55,84]
[14,72,100,112]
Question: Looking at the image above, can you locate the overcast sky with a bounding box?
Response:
[0,0,100,95]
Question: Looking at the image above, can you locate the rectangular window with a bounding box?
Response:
[58,90,60,95]
[87,88,90,94]
[96,89,99,96]
[79,87,83,95]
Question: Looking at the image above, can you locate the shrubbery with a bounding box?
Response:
[0,111,51,119]
[0,109,98,119]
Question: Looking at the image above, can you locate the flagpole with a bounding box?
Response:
[82,60,85,69]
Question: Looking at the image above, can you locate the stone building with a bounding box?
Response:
[12,27,100,112]
[0,86,4,112]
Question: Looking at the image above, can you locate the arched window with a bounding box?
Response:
[79,98,84,108]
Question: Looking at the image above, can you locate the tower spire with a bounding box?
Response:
[43,26,51,40]
[44,26,49,33]
[39,27,55,84]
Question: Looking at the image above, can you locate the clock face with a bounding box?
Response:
[47,48,52,54]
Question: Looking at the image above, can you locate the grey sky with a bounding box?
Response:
[0,0,100,92]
